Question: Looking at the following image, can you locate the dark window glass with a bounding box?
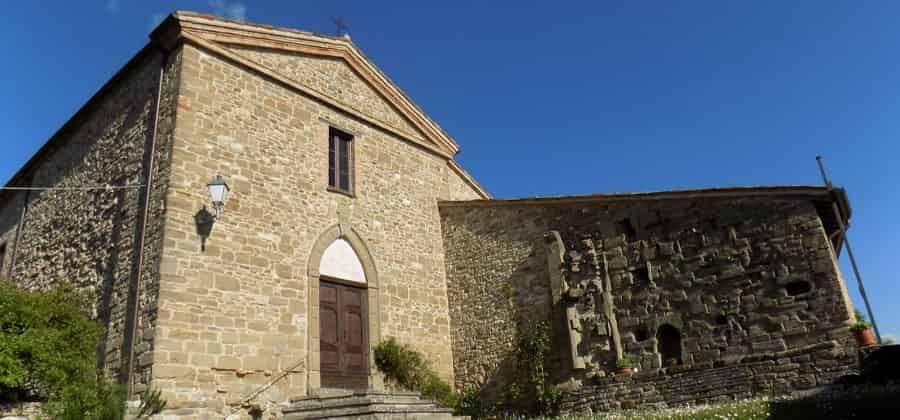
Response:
[328,135,336,187]
[338,137,350,191]
[328,127,353,194]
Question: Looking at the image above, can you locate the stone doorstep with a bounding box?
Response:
[292,389,423,403]
[283,391,456,419]
[288,398,453,412]
[284,408,458,419]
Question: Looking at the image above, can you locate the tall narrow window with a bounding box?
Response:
[328,127,354,194]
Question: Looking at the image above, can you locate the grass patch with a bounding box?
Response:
[485,390,900,419]
[531,398,770,420]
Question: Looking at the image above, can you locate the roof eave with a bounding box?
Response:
[167,11,461,156]
[0,42,160,202]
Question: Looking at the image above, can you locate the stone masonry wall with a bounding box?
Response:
[149,42,480,417]
[560,341,854,412]
[439,197,857,411]
[0,47,179,395]
[228,45,426,140]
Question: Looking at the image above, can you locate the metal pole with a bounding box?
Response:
[816,156,881,343]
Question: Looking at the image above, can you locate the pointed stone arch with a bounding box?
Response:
[307,224,381,393]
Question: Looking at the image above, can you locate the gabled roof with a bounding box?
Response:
[153,11,461,158]
[1,11,490,200]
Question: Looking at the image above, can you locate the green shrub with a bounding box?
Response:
[373,337,429,388]
[455,386,483,418]
[0,279,162,419]
[511,319,558,416]
[849,308,872,332]
[0,280,101,402]
[616,357,635,369]
[373,337,457,409]
[420,371,457,408]
[44,374,126,420]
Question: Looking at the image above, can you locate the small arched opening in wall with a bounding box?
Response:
[784,280,813,297]
[307,225,380,394]
[657,324,682,367]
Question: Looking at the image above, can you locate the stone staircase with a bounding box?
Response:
[283,390,466,419]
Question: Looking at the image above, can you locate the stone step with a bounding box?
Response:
[284,390,464,420]
[291,390,426,406]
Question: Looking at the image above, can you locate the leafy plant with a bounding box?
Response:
[420,371,457,408]
[137,387,168,418]
[455,386,483,418]
[849,308,872,332]
[509,319,559,416]
[373,337,429,389]
[616,357,635,369]
[373,337,457,408]
[44,374,126,420]
[0,279,145,419]
[0,280,100,402]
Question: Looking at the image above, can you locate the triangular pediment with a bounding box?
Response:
[227,44,424,138]
[157,12,459,156]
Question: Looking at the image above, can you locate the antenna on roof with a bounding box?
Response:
[331,16,348,37]
[816,155,881,344]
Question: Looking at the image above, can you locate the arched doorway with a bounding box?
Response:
[657,324,682,366]
[307,226,380,392]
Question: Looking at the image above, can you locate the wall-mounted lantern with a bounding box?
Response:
[195,175,230,252]
[206,175,230,219]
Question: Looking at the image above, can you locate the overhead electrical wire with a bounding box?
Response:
[0,185,144,191]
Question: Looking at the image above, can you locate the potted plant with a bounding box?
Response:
[615,357,635,376]
[849,309,877,348]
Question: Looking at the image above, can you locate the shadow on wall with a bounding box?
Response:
[466,244,559,414]
[194,207,216,251]
[95,184,127,369]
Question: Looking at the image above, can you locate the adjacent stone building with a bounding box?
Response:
[0,11,859,418]
[440,188,857,411]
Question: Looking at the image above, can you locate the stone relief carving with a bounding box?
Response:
[541,212,849,382]
[545,231,622,378]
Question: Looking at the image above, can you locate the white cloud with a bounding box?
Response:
[149,13,167,31]
[883,333,897,345]
[209,0,247,21]
[106,0,119,14]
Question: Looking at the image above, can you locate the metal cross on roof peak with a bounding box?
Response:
[331,16,348,37]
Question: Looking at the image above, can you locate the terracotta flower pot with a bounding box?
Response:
[854,328,878,348]
[616,367,634,376]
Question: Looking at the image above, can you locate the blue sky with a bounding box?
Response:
[1,1,897,338]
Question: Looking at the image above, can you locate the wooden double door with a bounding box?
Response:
[319,277,369,390]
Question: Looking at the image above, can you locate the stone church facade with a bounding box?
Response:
[0,12,858,418]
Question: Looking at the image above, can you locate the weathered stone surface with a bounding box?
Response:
[1,13,485,418]
[440,197,858,410]
[0,11,863,420]
[0,46,181,397]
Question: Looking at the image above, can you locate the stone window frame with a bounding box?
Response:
[306,224,381,393]
[327,126,355,197]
